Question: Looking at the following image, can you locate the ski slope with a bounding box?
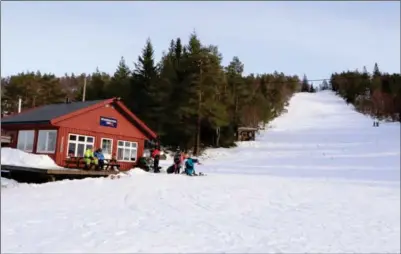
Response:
[1,91,400,253]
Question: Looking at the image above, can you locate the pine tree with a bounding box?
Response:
[301,74,310,92]
[373,62,381,78]
[132,38,162,132]
[309,83,316,93]
[320,79,330,90]
[108,57,131,101]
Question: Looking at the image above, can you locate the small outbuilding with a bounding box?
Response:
[1,98,157,170]
[237,126,258,141]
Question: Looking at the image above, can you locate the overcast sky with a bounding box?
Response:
[1,1,400,81]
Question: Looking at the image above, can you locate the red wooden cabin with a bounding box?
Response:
[1,98,157,170]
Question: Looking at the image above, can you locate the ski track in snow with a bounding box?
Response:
[1,91,400,253]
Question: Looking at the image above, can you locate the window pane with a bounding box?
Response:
[87,137,94,143]
[17,131,26,150]
[118,141,124,147]
[131,142,137,148]
[37,131,47,152]
[77,144,85,157]
[102,139,112,154]
[68,143,76,156]
[25,131,34,152]
[125,141,130,147]
[123,148,130,161]
[47,131,57,152]
[18,130,34,152]
[130,148,137,161]
[69,135,77,141]
[78,136,85,142]
[117,148,124,160]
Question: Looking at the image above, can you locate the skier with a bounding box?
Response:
[184,154,202,176]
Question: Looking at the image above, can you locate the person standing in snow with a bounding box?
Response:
[184,154,201,176]
[152,146,161,173]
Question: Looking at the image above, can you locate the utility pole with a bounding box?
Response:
[82,76,87,102]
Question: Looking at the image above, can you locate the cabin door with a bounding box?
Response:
[101,138,113,160]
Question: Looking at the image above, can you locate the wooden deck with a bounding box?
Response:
[1,164,119,183]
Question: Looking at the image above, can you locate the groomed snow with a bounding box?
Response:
[1,147,64,169]
[1,91,400,253]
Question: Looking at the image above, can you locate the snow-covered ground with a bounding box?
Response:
[1,91,400,253]
[1,177,20,189]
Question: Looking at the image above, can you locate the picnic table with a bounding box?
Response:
[64,157,120,171]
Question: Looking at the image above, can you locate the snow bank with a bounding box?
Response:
[125,168,149,176]
[1,177,19,188]
[1,148,63,169]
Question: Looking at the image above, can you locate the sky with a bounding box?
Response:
[1,1,400,81]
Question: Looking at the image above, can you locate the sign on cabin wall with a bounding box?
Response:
[100,116,118,128]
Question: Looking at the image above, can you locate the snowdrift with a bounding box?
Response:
[1,147,63,169]
[1,177,19,189]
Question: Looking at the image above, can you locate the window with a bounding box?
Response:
[101,138,113,159]
[67,134,95,157]
[117,140,138,162]
[37,130,57,153]
[17,130,34,152]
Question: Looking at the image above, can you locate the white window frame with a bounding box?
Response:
[67,133,95,157]
[117,140,138,162]
[17,130,35,152]
[36,130,58,154]
[100,138,113,160]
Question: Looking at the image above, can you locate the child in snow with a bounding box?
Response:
[184,154,201,176]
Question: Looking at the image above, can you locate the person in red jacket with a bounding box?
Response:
[152,146,161,173]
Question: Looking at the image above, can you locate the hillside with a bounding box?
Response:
[1,91,400,253]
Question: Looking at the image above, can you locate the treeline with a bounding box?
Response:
[1,33,301,153]
[329,63,401,121]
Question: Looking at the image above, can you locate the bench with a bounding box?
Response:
[64,157,121,171]
[103,160,121,171]
[64,157,86,169]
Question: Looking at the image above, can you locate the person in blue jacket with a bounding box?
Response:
[184,154,201,176]
[94,148,105,170]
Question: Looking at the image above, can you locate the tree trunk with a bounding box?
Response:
[216,127,220,147]
[194,64,202,156]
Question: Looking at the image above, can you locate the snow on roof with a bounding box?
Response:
[1,148,63,170]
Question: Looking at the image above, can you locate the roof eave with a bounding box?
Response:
[115,101,157,140]
[1,120,52,125]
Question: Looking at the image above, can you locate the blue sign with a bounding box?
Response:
[100,117,117,128]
